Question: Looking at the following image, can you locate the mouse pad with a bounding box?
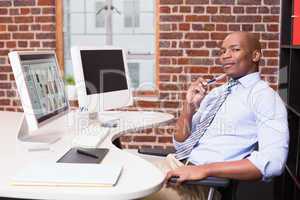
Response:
[57,148,109,164]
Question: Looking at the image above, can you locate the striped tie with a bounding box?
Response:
[175,79,239,160]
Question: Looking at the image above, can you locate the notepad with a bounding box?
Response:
[12,163,123,187]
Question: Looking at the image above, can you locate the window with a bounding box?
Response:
[63,0,156,90]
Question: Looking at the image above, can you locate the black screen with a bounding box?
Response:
[80,50,128,95]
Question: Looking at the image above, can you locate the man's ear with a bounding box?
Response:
[252,50,261,63]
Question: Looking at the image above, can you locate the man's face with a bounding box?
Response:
[220,33,258,79]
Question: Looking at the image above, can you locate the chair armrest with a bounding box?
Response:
[169,176,230,188]
[138,147,175,157]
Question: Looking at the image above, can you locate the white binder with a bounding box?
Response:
[12,163,123,187]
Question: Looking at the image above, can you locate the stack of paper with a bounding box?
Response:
[12,163,122,187]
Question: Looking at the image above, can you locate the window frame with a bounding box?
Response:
[55,0,159,95]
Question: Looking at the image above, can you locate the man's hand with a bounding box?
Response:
[186,77,208,109]
[165,165,209,187]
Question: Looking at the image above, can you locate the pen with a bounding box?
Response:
[76,149,99,159]
[206,74,227,85]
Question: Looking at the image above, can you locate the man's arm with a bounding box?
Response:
[174,77,207,142]
[165,159,262,185]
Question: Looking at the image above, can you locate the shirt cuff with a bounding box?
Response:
[172,135,186,150]
[247,151,271,182]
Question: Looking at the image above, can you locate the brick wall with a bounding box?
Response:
[0,0,55,112]
[0,0,281,150]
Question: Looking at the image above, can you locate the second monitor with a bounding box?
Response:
[71,47,133,115]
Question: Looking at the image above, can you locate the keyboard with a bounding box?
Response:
[72,125,111,148]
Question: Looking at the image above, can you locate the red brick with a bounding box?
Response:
[261,67,278,75]
[186,50,209,57]
[0,50,9,56]
[263,16,279,23]
[160,32,183,39]
[13,33,34,39]
[6,41,16,48]
[209,66,224,73]
[20,8,30,15]
[246,7,257,13]
[133,136,156,142]
[19,25,29,31]
[9,8,19,15]
[42,41,55,48]
[186,0,209,4]
[18,41,28,48]
[160,24,171,31]
[160,50,183,57]
[211,0,234,4]
[41,24,55,31]
[160,41,170,48]
[211,32,228,40]
[35,16,55,23]
[38,0,55,6]
[160,6,171,13]
[14,0,35,6]
[31,8,41,15]
[0,17,12,23]
[160,67,183,73]
[8,25,17,31]
[194,6,205,13]
[160,15,183,22]
[36,33,55,39]
[254,24,265,31]
[261,33,279,40]
[6,90,16,97]
[184,66,208,73]
[0,82,11,89]
[179,6,191,13]
[0,8,8,15]
[212,16,235,22]
[258,7,269,14]
[237,15,261,23]
[0,66,12,73]
[267,59,278,66]
[190,58,214,65]
[186,15,209,22]
[0,91,4,97]
[0,33,10,40]
[237,0,262,5]
[30,41,40,47]
[185,33,209,40]
[192,41,205,48]
[31,24,41,31]
[160,0,183,4]
[216,24,227,31]
[233,7,244,14]
[172,6,178,13]
[264,0,279,5]
[220,6,231,14]
[15,16,33,23]
[179,41,191,48]
[262,50,278,57]
[242,24,253,31]
[268,42,279,49]
[159,83,180,91]
[271,7,280,14]
[42,7,55,14]
[160,75,171,82]
[267,24,278,32]
[0,74,7,80]
[158,136,172,143]
[206,6,218,14]
[178,23,189,31]
[12,99,21,106]
[0,1,11,7]
[159,58,171,65]
[0,99,10,106]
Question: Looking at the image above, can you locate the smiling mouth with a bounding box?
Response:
[222,63,235,68]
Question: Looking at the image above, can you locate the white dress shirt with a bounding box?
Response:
[174,72,289,180]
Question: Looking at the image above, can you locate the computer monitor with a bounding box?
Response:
[8,51,68,144]
[71,46,133,116]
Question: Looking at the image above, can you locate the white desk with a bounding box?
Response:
[0,111,174,200]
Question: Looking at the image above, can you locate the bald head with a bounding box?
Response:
[224,32,261,53]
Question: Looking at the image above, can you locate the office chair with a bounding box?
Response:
[138,147,236,200]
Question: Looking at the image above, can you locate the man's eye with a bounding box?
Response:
[232,48,240,52]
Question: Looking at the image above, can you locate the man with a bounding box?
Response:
[145,32,289,200]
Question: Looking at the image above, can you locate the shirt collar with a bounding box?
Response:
[235,72,261,88]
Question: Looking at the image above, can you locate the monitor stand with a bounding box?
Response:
[86,112,120,128]
[17,115,62,148]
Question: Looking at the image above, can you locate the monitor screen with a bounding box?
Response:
[19,54,68,123]
[80,50,128,95]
